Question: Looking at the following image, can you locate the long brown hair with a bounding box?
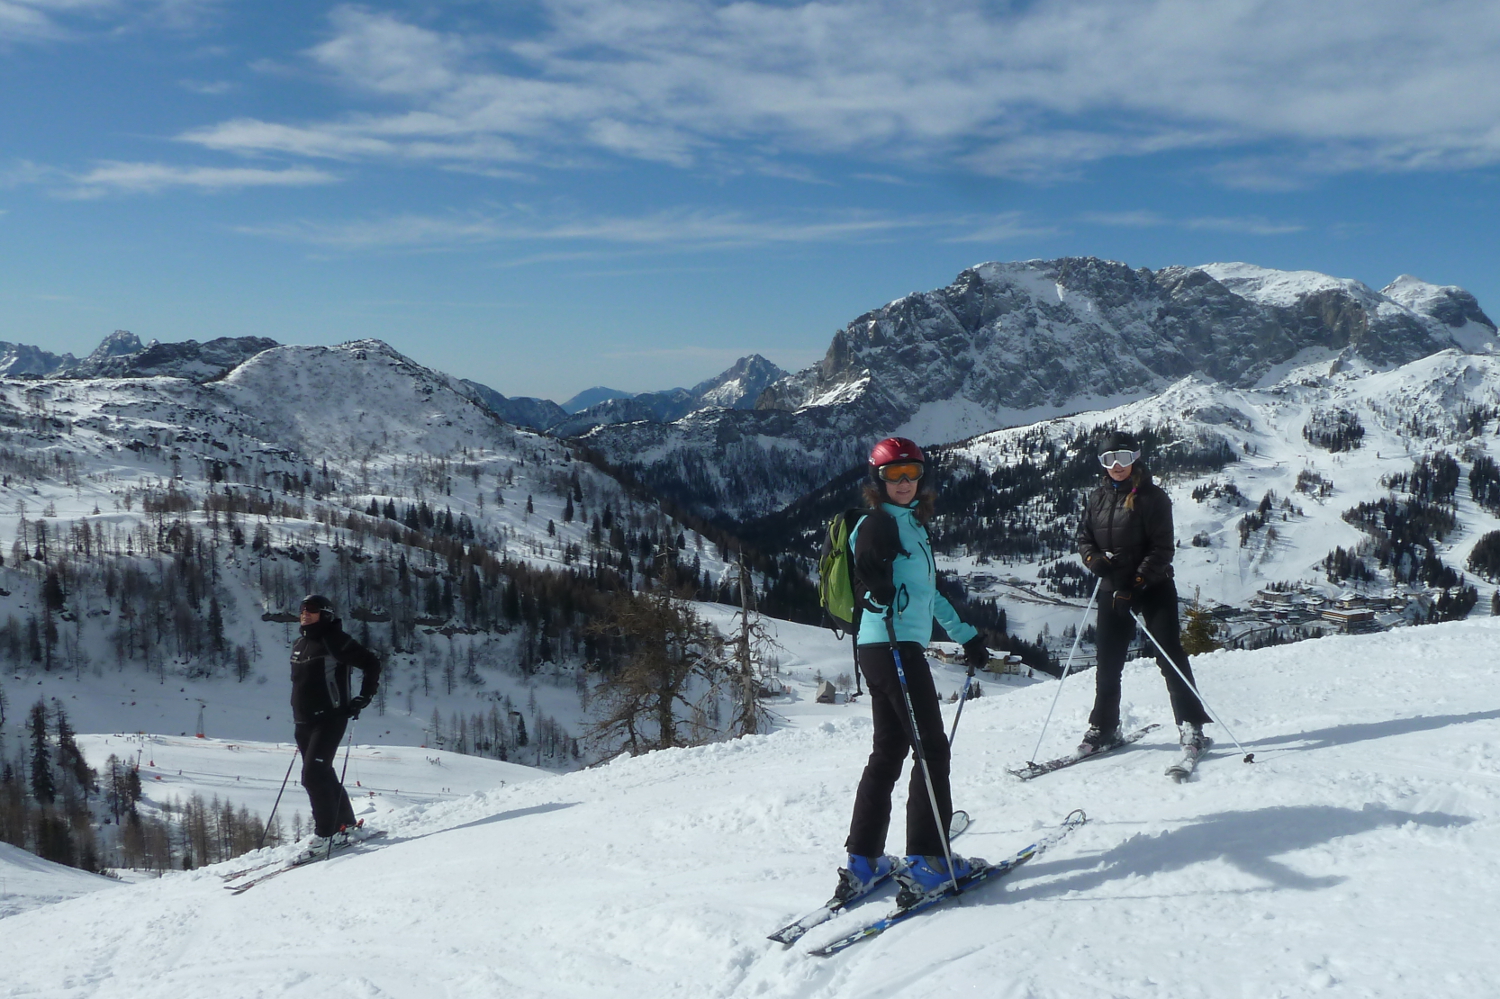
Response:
[1120,464,1146,512]
[863,481,937,524]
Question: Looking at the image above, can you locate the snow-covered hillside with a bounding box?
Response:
[936,349,1500,645]
[0,337,747,785]
[4,616,1498,998]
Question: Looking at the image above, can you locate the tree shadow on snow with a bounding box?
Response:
[376,802,580,846]
[1246,709,1500,756]
[438,801,579,835]
[1001,803,1471,901]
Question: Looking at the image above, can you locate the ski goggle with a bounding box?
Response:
[1098,449,1141,469]
[877,462,924,483]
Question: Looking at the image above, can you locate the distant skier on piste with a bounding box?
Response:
[838,437,992,908]
[290,594,380,850]
[1075,431,1211,757]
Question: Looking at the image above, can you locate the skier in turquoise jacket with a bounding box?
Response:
[835,437,992,908]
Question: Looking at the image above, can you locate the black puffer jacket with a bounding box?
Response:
[290,617,380,724]
[1076,469,1175,589]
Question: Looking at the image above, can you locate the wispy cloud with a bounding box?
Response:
[237,205,1056,253]
[65,161,337,197]
[944,211,1059,243]
[178,78,235,95]
[172,1,1500,184]
[1081,210,1304,236]
[0,0,223,43]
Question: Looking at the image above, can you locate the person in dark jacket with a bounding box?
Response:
[838,437,991,906]
[1075,432,1210,755]
[291,594,380,847]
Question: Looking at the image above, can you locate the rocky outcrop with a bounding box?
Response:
[585,257,1496,518]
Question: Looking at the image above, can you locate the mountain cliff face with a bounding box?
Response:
[0,330,280,382]
[458,380,571,433]
[72,334,279,381]
[0,342,76,377]
[582,257,1496,519]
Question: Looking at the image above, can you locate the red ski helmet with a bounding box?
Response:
[868,437,925,485]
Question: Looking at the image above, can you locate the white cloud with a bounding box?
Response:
[234,205,1034,252]
[178,78,235,95]
[170,1,1500,184]
[1081,210,1305,236]
[65,161,337,197]
[0,0,221,41]
[944,212,1059,243]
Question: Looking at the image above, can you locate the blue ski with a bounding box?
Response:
[807,809,1086,957]
[768,811,970,945]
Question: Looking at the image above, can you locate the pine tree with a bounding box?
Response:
[28,701,54,805]
[53,705,94,800]
[1181,605,1222,655]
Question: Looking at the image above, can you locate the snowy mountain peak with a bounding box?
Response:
[1381,274,1497,349]
[689,353,786,409]
[83,329,145,365]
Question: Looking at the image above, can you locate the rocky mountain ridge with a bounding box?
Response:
[1,330,281,382]
[580,257,1497,519]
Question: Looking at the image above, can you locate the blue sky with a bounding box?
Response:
[3,0,1499,400]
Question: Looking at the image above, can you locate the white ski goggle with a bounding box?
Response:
[1098,449,1141,469]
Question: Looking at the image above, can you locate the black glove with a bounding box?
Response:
[861,582,895,612]
[1084,552,1115,577]
[348,693,372,717]
[1112,575,1146,612]
[962,637,990,670]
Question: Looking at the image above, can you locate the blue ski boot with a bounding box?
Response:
[833,854,898,903]
[895,853,989,908]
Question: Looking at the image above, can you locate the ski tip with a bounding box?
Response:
[1064,807,1087,825]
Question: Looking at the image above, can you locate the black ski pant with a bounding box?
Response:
[845,642,952,859]
[1090,579,1210,733]
[295,715,355,837]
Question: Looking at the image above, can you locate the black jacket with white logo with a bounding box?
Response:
[290,618,380,725]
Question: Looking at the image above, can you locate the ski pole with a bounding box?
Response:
[885,613,961,896]
[1131,611,1254,763]
[326,720,357,862]
[258,744,300,850]
[1026,577,1102,766]
[947,663,975,749]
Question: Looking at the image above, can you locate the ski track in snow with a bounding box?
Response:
[5,618,1500,998]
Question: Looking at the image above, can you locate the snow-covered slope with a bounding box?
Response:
[934,348,1500,642]
[3,617,1498,997]
[0,335,742,788]
[0,842,119,919]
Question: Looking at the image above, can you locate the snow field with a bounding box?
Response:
[4,617,1500,997]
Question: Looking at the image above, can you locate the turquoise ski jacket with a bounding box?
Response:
[850,501,978,648]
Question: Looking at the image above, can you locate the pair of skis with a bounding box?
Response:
[770,809,1087,956]
[767,810,972,946]
[221,830,387,894]
[1007,723,1209,782]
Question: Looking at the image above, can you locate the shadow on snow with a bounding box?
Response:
[1003,803,1472,899]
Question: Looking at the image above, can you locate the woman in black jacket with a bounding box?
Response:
[1075,432,1210,755]
[290,594,380,847]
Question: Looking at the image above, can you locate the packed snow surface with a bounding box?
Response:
[0,843,119,919]
[5,615,1500,997]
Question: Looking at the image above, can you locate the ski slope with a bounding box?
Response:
[5,615,1500,998]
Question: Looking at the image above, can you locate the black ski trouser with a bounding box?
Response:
[1091,579,1210,732]
[845,642,952,859]
[295,715,354,837]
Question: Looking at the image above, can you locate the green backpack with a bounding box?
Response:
[818,508,869,636]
